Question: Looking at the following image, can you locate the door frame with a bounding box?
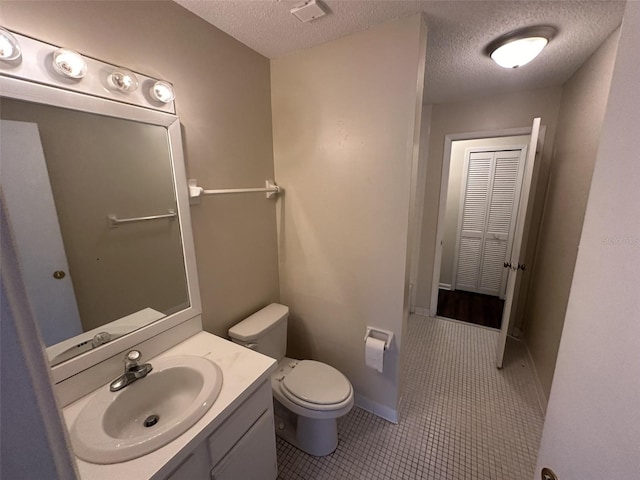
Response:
[430,126,535,318]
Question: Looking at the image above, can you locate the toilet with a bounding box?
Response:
[228,303,353,456]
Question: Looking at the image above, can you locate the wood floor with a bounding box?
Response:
[436,288,504,329]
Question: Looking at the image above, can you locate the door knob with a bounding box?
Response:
[503,262,512,268]
[53,270,66,279]
[541,467,558,480]
[518,263,527,271]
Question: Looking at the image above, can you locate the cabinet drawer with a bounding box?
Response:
[208,380,273,467]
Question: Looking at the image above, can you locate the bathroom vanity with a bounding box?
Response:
[63,332,278,480]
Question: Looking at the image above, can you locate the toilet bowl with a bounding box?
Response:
[228,303,353,456]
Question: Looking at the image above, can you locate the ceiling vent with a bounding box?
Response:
[290,0,327,23]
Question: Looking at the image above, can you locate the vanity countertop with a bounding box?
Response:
[62,331,276,480]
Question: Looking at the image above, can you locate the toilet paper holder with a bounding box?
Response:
[364,327,394,350]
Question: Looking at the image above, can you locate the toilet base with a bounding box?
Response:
[273,399,338,457]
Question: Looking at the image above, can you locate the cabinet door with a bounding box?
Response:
[210,411,277,480]
[166,443,211,480]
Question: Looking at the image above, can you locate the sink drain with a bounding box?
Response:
[144,414,159,428]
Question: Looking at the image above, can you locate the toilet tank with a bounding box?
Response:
[228,303,289,361]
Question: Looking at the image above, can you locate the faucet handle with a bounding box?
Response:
[124,350,141,370]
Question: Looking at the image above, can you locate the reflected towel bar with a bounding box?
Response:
[107,209,176,228]
[188,179,281,202]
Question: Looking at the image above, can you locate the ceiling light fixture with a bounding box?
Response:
[107,68,139,93]
[52,48,87,79]
[149,80,175,103]
[486,26,556,69]
[0,28,22,62]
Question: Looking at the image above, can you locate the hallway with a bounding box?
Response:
[277,315,544,479]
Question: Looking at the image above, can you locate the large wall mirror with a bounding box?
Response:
[0,30,201,379]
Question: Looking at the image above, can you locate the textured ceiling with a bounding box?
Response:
[174,0,625,104]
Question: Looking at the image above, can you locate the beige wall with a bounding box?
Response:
[416,87,563,317]
[1,1,280,336]
[523,28,620,401]
[271,15,427,419]
[440,135,531,287]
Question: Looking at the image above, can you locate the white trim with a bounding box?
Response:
[354,393,399,424]
[0,76,176,125]
[414,306,431,317]
[429,127,533,319]
[438,283,452,290]
[523,338,548,415]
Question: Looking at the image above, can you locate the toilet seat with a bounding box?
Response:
[281,360,352,410]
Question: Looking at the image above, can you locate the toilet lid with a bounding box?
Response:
[281,360,351,406]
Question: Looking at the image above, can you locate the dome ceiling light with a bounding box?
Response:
[486,26,556,69]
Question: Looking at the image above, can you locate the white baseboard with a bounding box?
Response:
[523,339,548,415]
[354,393,399,424]
[439,283,452,290]
[414,306,430,317]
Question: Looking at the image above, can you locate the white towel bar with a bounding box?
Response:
[107,209,176,228]
[188,179,281,202]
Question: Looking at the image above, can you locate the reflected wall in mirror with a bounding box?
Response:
[0,98,189,365]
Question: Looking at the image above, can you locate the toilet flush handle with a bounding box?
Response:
[244,343,258,351]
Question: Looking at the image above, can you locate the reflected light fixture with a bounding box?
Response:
[52,48,87,79]
[486,26,556,69]
[107,68,139,93]
[0,27,22,61]
[150,80,175,103]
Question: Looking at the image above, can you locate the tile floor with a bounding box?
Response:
[276,315,545,479]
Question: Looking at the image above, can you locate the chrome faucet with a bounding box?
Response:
[109,350,153,392]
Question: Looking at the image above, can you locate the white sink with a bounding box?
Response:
[70,355,223,464]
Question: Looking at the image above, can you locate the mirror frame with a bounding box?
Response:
[0,76,201,384]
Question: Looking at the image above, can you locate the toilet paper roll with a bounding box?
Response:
[365,336,386,373]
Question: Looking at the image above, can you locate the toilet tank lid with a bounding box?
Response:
[228,303,289,342]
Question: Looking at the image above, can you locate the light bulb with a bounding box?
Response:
[490,37,549,69]
[150,81,175,103]
[0,28,21,61]
[52,48,87,79]
[107,69,139,93]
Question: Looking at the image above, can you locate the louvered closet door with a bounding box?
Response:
[478,150,523,297]
[454,148,524,297]
[455,151,493,292]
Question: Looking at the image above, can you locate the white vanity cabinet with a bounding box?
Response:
[66,332,279,480]
[164,380,278,480]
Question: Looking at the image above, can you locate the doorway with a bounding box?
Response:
[431,130,533,330]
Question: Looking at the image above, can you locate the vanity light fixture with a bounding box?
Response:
[150,80,175,103]
[52,48,88,79]
[0,27,22,61]
[486,26,556,69]
[107,68,139,93]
